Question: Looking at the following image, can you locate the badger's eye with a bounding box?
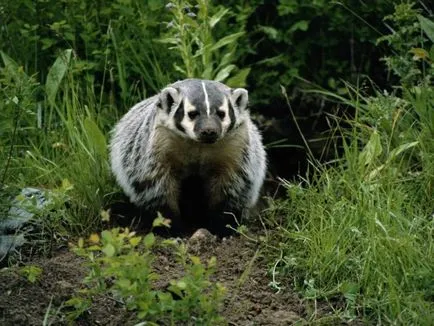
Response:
[216,111,226,120]
[188,111,199,120]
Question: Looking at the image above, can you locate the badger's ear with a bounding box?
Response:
[230,88,249,111]
[159,87,180,112]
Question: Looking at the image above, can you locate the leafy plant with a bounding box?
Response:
[67,224,226,325]
[236,0,395,107]
[161,0,250,86]
[264,9,434,324]
[19,265,43,283]
[377,2,434,86]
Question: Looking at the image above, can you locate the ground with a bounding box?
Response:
[0,227,350,326]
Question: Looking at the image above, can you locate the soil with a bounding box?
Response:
[0,227,345,325]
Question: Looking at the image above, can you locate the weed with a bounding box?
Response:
[67,225,226,325]
[266,53,434,326]
[18,265,43,283]
[377,2,434,86]
[161,0,250,86]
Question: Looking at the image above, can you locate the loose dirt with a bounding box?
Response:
[0,227,310,326]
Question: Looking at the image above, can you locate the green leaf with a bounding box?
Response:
[148,0,164,11]
[176,280,187,290]
[210,32,245,52]
[83,117,107,158]
[201,65,214,80]
[143,233,155,249]
[45,49,72,105]
[359,131,382,167]
[209,8,230,28]
[117,279,131,289]
[101,230,113,243]
[208,256,217,268]
[226,68,251,88]
[214,64,236,82]
[388,141,419,162]
[129,236,142,247]
[152,213,171,228]
[0,51,25,81]
[409,48,429,61]
[19,265,43,283]
[102,243,116,257]
[190,256,201,265]
[288,20,309,33]
[418,15,434,43]
[258,26,279,40]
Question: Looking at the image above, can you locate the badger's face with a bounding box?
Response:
[157,79,249,144]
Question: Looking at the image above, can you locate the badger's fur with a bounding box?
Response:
[109,79,266,234]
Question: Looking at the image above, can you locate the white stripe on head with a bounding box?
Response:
[201,81,210,116]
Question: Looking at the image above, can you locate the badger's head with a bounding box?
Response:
[156,79,249,144]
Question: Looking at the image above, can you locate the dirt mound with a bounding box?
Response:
[0,231,307,325]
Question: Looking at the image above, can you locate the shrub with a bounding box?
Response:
[68,224,226,325]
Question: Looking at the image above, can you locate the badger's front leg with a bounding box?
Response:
[207,173,250,236]
[132,173,183,233]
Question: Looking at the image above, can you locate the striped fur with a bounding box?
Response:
[109,79,266,229]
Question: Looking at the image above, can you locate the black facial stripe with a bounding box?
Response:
[174,100,186,133]
[227,101,235,131]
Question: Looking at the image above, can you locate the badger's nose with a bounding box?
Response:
[199,129,218,143]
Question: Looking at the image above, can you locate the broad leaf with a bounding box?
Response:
[46,49,72,105]
[209,8,229,28]
[210,32,245,52]
[359,131,382,167]
[83,117,107,158]
[0,51,26,81]
[226,68,251,88]
[214,64,235,82]
[418,15,434,43]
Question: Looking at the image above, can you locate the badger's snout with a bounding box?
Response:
[195,117,221,144]
[199,128,219,143]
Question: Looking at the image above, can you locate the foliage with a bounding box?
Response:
[67,225,226,325]
[377,2,434,86]
[1,1,434,324]
[19,265,43,283]
[266,85,434,324]
[0,0,171,101]
[265,5,434,323]
[1,0,403,110]
[0,51,41,150]
[230,0,396,107]
[161,0,250,86]
[0,49,115,235]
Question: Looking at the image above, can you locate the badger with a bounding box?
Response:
[109,79,266,235]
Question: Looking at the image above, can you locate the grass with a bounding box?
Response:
[1,1,433,324]
[265,84,434,324]
[0,50,118,237]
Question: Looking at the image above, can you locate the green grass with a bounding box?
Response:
[0,50,118,235]
[1,1,433,324]
[266,85,434,324]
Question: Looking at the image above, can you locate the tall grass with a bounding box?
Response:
[0,0,247,235]
[267,84,434,324]
[265,5,434,323]
[0,49,118,234]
